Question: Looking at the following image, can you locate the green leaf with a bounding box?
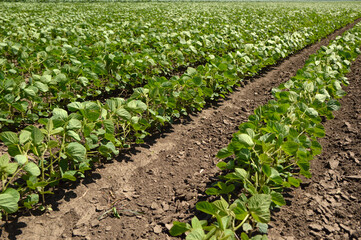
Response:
[24,193,39,209]
[62,170,77,181]
[34,81,49,92]
[126,100,147,113]
[0,193,18,213]
[24,162,40,176]
[243,222,253,232]
[14,155,27,165]
[262,164,271,178]
[0,132,19,146]
[169,221,191,236]
[103,119,115,134]
[236,133,254,147]
[235,168,248,180]
[3,188,20,202]
[67,119,82,130]
[311,140,322,155]
[186,229,205,240]
[306,107,318,118]
[192,76,202,86]
[288,176,301,187]
[66,142,87,162]
[67,102,83,112]
[84,102,101,121]
[257,222,268,234]
[67,130,81,141]
[241,232,250,240]
[19,130,31,145]
[31,127,44,145]
[53,108,68,120]
[248,194,272,223]
[216,147,233,159]
[281,141,299,156]
[191,216,203,230]
[270,191,286,206]
[327,99,340,111]
[116,108,132,120]
[196,201,217,215]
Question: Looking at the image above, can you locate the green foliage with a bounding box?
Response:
[170,21,361,239]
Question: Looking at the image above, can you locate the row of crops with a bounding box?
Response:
[170,21,361,240]
[0,2,360,220]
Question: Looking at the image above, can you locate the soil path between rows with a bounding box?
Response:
[1,19,360,240]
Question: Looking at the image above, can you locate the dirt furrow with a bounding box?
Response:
[1,19,360,240]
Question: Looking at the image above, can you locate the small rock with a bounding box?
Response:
[72,229,86,237]
[309,223,323,231]
[91,219,99,227]
[151,202,159,210]
[339,223,352,234]
[324,224,337,233]
[165,223,173,230]
[154,225,162,234]
[306,209,314,216]
[310,230,323,238]
[162,202,170,211]
[105,226,112,232]
[328,158,339,170]
[95,205,106,212]
[223,119,230,125]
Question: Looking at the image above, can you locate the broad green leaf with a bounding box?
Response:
[288,176,301,187]
[0,154,10,168]
[257,222,268,234]
[0,132,19,146]
[3,188,20,202]
[84,102,101,121]
[53,108,68,120]
[14,155,27,165]
[126,100,147,113]
[196,201,217,215]
[34,81,49,92]
[103,119,115,134]
[62,170,77,181]
[0,193,18,213]
[67,130,81,141]
[66,142,87,162]
[248,194,272,223]
[235,168,248,180]
[24,162,40,176]
[216,147,233,159]
[236,133,254,147]
[31,127,44,145]
[281,141,298,156]
[67,102,83,112]
[67,119,82,130]
[19,130,31,145]
[270,191,286,206]
[191,216,203,230]
[4,162,18,175]
[116,108,132,120]
[186,229,205,240]
[169,221,191,236]
[243,222,253,232]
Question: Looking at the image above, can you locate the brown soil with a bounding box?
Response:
[1,20,360,240]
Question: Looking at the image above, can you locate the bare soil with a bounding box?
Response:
[1,20,360,240]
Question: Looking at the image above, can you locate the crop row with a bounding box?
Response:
[1,3,361,127]
[0,3,360,218]
[169,21,361,240]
